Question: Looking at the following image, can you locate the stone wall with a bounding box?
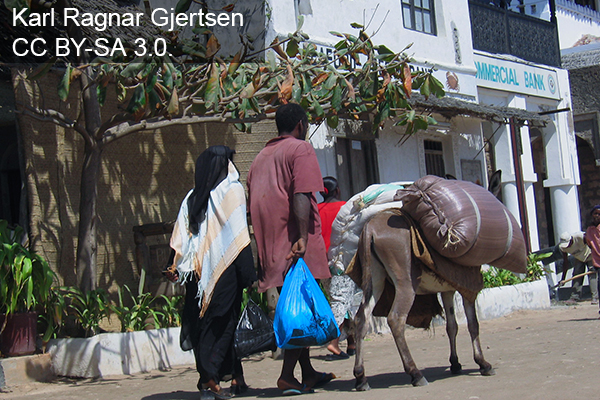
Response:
[12,68,276,293]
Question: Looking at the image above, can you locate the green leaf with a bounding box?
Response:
[350,22,364,29]
[4,0,28,16]
[429,75,446,98]
[327,115,339,129]
[120,59,145,78]
[267,51,277,71]
[331,84,342,112]
[286,38,299,58]
[312,99,324,117]
[175,0,193,14]
[126,83,147,114]
[420,76,431,98]
[162,63,174,89]
[292,83,302,104]
[97,85,107,106]
[58,65,72,101]
[324,73,337,90]
[296,15,304,31]
[205,63,221,109]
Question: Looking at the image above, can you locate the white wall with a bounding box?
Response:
[374,116,485,185]
[267,0,478,98]
[556,0,600,48]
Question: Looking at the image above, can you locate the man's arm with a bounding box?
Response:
[286,192,311,261]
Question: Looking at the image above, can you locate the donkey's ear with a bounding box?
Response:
[445,174,457,180]
[488,170,502,198]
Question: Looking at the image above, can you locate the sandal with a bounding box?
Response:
[211,388,233,400]
[310,372,336,388]
[325,351,349,361]
[282,383,314,396]
[230,383,249,395]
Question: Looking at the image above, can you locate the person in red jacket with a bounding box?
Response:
[318,176,357,360]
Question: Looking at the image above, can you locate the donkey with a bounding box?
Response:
[349,171,503,390]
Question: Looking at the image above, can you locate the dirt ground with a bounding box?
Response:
[2,301,599,400]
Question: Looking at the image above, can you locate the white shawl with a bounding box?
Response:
[170,161,251,316]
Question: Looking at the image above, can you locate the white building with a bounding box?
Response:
[265,0,580,255]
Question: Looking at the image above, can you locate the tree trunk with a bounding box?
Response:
[76,65,103,293]
[76,141,102,292]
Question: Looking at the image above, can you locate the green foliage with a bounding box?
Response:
[62,286,110,337]
[35,21,444,137]
[482,252,553,288]
[111,285,163,332]
[0,220,55,323]
[155,295,184,329]
[482,266,523,288]
[241,288,269,316]
[524,252,552,282]
[38,286,68,342]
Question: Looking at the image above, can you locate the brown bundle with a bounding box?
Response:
[394,175,526,273]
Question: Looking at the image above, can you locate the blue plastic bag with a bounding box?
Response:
[273,258,340,349]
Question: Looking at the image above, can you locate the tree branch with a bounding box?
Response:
[102,112,276,145]
[17,104,88,138]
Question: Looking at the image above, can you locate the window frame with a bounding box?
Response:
[423,139,446,177]
[401,0,437,36]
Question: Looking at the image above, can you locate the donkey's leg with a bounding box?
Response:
[353,300,371,391]
[386,281,427,386]
[462,297,495,376]
[441,291,462,374]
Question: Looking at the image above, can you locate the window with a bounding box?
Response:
[424,140,445,177]
[402,0,436,35]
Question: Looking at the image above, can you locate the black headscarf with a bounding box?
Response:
[187,145,236,235]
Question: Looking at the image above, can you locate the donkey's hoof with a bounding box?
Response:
[355,381,371,391]
[480,366,495,376]
[450,363,462,374]
[412,376,429,387]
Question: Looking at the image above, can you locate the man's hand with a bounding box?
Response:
[286,237,307,262]
[163,267,179,283]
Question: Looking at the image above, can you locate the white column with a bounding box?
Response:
[489,122,521,223]
[550,185,581,235]
[542,69,582,239]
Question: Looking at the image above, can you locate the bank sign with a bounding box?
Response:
[474,54,560,100]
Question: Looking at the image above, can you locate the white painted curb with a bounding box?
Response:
[47,327,194,378]
[46,280,549,379]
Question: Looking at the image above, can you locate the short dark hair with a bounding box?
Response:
[275,103,308,135]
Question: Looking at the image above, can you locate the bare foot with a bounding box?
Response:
[327,343,343,355]
[302,371,336,389]
[277,377,303,391]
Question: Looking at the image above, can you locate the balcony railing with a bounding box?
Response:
[469,1,561,67]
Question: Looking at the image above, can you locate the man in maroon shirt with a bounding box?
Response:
[247,103,334,394]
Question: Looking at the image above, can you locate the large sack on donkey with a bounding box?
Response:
[328,182,409,275]
[394,175,526,273]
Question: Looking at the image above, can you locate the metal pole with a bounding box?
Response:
[510,118,531,253]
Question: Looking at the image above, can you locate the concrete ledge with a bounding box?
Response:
[46,327,194,378]
[444,279,550,325]
[0,353,54,388]
[44,280,549,379]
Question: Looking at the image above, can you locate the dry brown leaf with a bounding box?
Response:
[206,35,221,58]
[403,64,412,99]
[278,64,294,103]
